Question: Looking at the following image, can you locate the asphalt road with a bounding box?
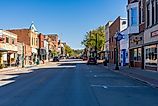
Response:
[0,60,158,106]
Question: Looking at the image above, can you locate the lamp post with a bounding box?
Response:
[115,38,119,70]
[22,43,24,68]
[114,31,124,70]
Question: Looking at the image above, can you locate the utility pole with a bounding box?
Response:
[95,33,98,64]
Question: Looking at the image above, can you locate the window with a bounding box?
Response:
[139,1,141,24]
[12,38,15,44]
[145,45,157,65]
[133,48,142,61]
[34,38,36,45]
[36,38,38,46]
[122,21,126,25]
[156,0,158,23]
[131,7,137,26]
[6,37,9,43]
[127,10,130,26]
[138,48,142,60]
[32,37,34,45]
[147,3,150,27]
[134,49,137,60]
[152,0,155,25]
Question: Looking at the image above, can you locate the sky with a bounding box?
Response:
[0,0,127,49]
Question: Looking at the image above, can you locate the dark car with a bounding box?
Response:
[87,57,97,65]
[83,56,88,61]
[53,56,59,62]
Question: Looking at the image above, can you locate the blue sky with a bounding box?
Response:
[0,0,127,49]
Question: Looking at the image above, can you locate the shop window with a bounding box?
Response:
[145,45,157,65]
[134,49,137,60]
[138,48,142,60]
[133,48,142,61]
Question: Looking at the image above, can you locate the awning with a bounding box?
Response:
[0,48,8,52]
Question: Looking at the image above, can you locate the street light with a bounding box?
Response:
[114,31,124,70]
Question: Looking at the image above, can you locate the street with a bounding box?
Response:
[0,60,158,106]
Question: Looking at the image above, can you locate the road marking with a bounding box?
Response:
[93,75,120,78]
[91,85,108,89]
[91,85,148,89]
[107,85,148,88]
[0,80,15,87]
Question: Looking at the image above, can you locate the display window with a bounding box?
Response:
[145,45,157,66]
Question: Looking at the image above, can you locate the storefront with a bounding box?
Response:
[144,44,157,71]
[144,25,158,71]
[129,32,144,69]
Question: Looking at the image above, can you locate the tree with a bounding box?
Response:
[64,44,74,57]
[81,26,105,51]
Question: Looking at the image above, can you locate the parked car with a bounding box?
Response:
[87,57,97,65]
[53,56,59,62]
[83,56,88,61]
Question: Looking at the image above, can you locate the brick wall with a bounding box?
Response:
[109,17,121,64]
[38,33,44,48]
[8,29,30,45]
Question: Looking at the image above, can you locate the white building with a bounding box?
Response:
[105,21,113,61]
[120,28,129,66]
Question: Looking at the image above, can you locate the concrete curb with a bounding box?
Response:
[104,66,158,88]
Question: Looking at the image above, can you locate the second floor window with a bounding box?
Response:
[131,7,138,26]
[152,0,155,25]
[12,38,15,44]
[156,0,158,23]
[6,37,9,43]
[32,38,33,45]
[147,3,150,27]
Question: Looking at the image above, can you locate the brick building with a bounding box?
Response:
[38,33,46,60]
[144,0,158,71]
[8,23,39,66]
[127,0,145,69]
[109,17,127,64]
[45,34,59,58]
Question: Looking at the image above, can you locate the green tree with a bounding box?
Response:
[64,44,74,56]
[81,26,105,51]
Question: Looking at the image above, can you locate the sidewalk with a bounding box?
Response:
[104,63,158,88]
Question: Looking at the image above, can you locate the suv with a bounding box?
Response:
[53,56,59,62]
[87,57,97,65]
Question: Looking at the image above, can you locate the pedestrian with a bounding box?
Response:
[16,57,20,70]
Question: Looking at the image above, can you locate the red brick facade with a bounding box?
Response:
[38,33,44,48]
[109,17,121,64]
[8,29,30,45]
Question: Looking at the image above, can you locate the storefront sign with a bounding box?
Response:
[151,30,158,37]
[3,44,17,51]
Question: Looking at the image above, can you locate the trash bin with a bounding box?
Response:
[36,59,40,65]
[104,59,107,66]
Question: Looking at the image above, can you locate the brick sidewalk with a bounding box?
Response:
[104,63,158,88]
